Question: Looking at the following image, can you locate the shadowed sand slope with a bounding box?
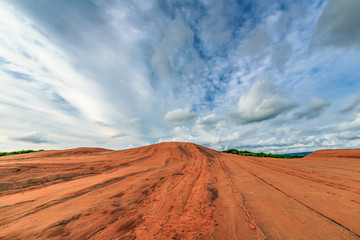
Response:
[0,142,359,239]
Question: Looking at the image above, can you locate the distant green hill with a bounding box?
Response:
[0,149,44,156]
[223,149,305,159]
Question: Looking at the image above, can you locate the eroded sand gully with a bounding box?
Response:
[0,143,359,239]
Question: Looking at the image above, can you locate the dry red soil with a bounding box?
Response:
[0,142,359,239]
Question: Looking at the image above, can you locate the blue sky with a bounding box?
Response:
[1,0,360,153]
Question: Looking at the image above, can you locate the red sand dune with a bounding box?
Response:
[0,142,359,239]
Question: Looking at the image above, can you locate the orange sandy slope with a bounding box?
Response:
[0,142,359,239]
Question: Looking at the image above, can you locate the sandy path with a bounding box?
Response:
[0,142,359,239]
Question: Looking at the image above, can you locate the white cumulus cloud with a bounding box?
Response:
[311,0,360,49]
[294,97,330,119]
[9,131,54,144]
[164,108,197,127]
[232,78,297,124]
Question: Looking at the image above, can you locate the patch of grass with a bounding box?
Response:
[223,149,304,159]
[0,149,44,156]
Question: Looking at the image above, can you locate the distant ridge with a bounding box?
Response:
[282,152,312,156]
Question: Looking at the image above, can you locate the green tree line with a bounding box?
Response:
[223,149,304,159]
[0,149,44,156]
